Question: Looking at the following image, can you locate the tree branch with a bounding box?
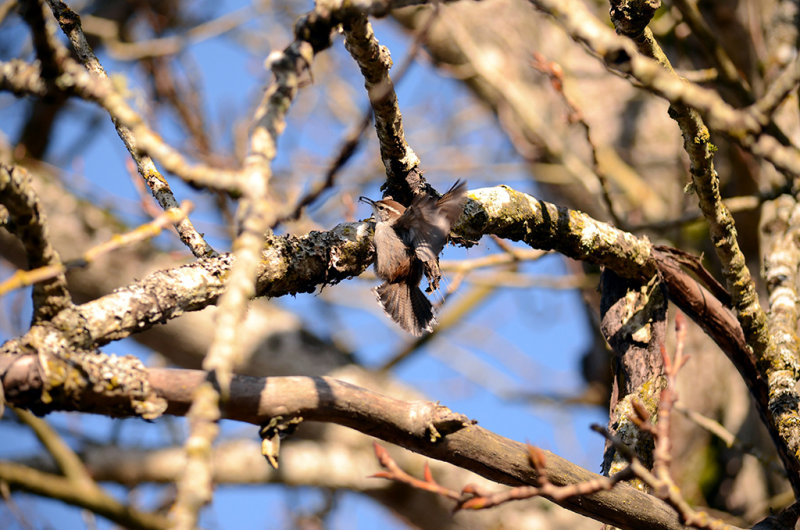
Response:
[527,0,800,179]
[0,164,71,321]
[0,355,684,530]
[45,0,217,259]
[0,460,168,530]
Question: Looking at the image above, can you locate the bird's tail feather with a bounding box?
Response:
[375,282,435,336]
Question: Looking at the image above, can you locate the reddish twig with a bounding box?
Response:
[596,314,738,529]
[370,443,462,501]
[370,442,633,512]
[531,52,623,227]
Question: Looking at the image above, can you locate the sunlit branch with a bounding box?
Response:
[597,314,739,529]
[343,12,421,194]
[527,0,800,179]
[0,355,685,530]
[45,0,217,259]
[0,164,71,321]
[0,201,191,297]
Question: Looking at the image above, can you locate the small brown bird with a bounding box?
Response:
[359,181,467,335]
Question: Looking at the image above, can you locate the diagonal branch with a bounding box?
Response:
[343,11,422,199]
[45,0,216,259]
[0,164,71,321]
[527,0,800,179]
[0,459,168,529]
[0,201,191,297]
[0,355,685,530]
[13,408,94,486]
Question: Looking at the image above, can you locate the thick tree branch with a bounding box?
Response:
[0,355,684,529]
[599,271,666,479]
[550,0,800,492]
[604,1,772,371]
[0,185,766,424]
[613,0,799,495]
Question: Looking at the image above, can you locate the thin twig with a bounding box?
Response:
[45,0,217,259]
[0,164,71,320]
[671,0,753,102]
[675,405,786,477]
[370,443,462,500]
[440,248,547,272]
[371,442,634,511]
[79,5,257,61]
[531,52,624,227]
[753,54,800,121]
[0,202,192,297]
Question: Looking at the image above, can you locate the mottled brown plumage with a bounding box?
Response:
[360,181,467,335]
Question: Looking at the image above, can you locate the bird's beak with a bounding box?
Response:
[358,196,377,220]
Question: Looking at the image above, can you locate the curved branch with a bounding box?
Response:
[0,355,683,530]
[0,164,71,321]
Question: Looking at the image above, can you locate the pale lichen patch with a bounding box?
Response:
[579,221,603,250]
[768,286,796,310]
[356,222,371,239]
[469,186,514,218]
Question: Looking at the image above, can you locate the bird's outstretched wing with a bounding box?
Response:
[395,180,467,290]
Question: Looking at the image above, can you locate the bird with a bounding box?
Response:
[359,180,467,335]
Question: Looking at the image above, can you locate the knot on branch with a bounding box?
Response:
[408,401,475,442]
[380,166,430,205]
[294,10,334,53]
[609,0,661,38]
[0,350,167,420]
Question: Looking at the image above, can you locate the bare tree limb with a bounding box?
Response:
[0,164,71,321]
[343,11,421,198]
[0,355,685,530]
[45,0,217,259]
[527,0,800,179]
[0,182,792,516]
